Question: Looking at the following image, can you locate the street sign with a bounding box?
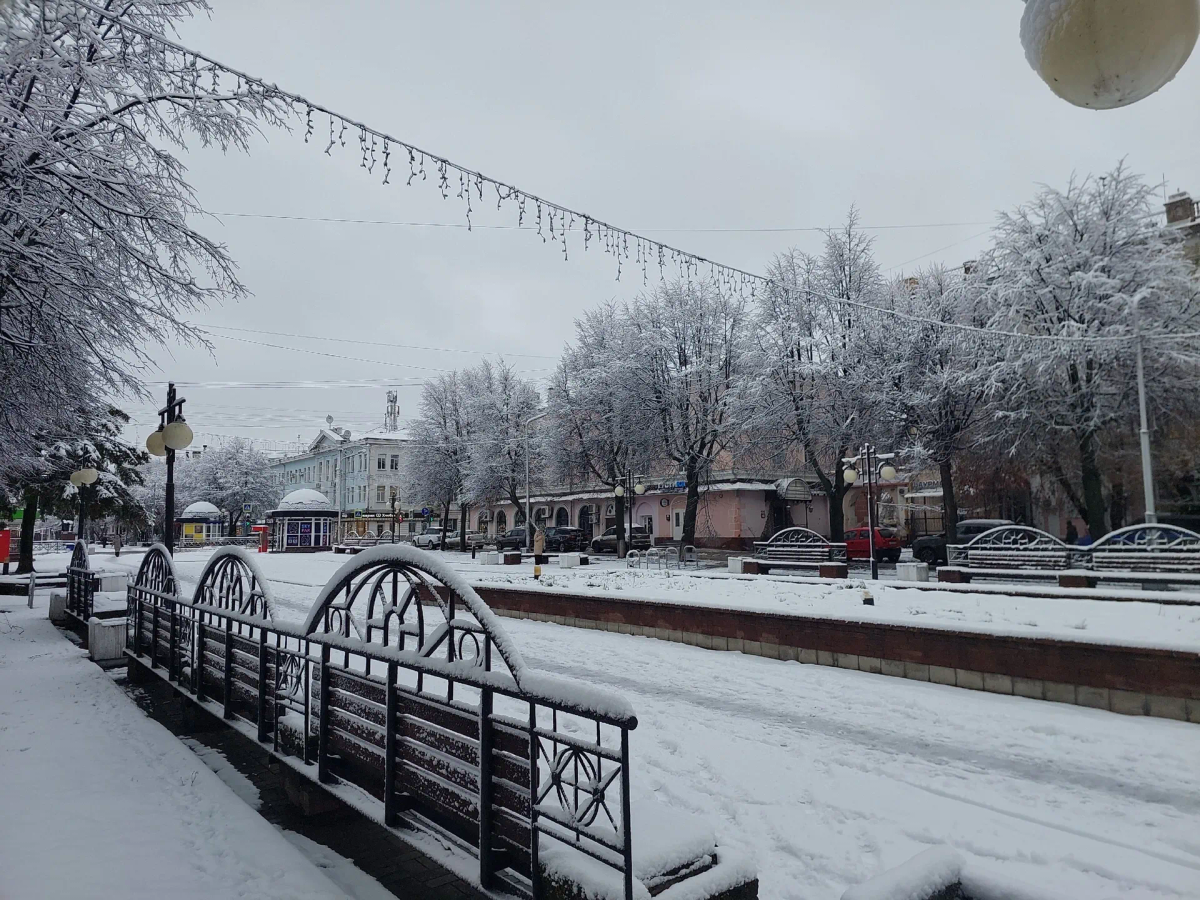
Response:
[242,503,252,514]
[420,507,430,516]
[675,480,686,489]
[354,510,363,518]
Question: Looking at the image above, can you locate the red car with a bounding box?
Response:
[843,526,903,562]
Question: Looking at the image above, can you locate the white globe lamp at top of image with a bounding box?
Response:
[77,467,98,485]
[843,468,859,486]
[634,483,646,495]
[1021,0,1200,109]
[880,464,898,482]
[146,428,167,457]
[69,471,83,487]
[615,485,625,497]
[162,417,193,451]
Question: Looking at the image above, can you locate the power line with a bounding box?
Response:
[210,210,994,235]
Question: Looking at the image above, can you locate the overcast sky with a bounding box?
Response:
[126,0,1200,451]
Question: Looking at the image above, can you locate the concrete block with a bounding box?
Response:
[929,665,956,686]
[48,590,68,623]
[1109,690,1148,717]
[778,645,798,662]
[654,627,670,641]
[817,650,835,667]
[483,551,500,565]
[728,638,744,653]
[881,659,906,678]
[727,557,745,575]
[1013,678,1044,700]
[711,636,729,651]
[1189,699,1200,724]
[1076,686,1110,710]
[983,673,1014,695]
[87,616,126,663]
[558,553,582,569]
[95,572,127,592]
[682,631,698,646]
[617,623,632,634]
[503,552,522,565]
[668,630,684,643]
[836,653,859,670]
[1147,694,1188,721]
[955,669,984,690]
[760,642,781,659]
[697,633,714,650]
[742,640,762,656]
[904,662,930,682]
[858,655,883,674]
[1044,681,1077,705]
[794,647,816,665]
[895,562,929,582]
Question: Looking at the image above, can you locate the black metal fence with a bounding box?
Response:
[126,544,638,900]
[66,540,96,621]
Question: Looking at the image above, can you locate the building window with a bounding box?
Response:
[390,454,399,470]
[376,486,385,503]
[377,455,386,470]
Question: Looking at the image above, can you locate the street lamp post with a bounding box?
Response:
[144,382,193,555]
[1134,303,1158,524]
[843,445,898,582]
[70,466,99,546]
[613,474,646,560]
[523,412,548,553]
[389,489,399,544]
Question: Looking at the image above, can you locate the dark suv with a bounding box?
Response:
[494,528,529,551]
[544,527,585,552]
[590,526,653,554]
[912,518,1014,565]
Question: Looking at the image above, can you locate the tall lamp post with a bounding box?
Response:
[389,488,399,544]
[69,466,99,546]
[843,445,898,582]
[522,411,548,553]
[613,474,646,559]
[144,382,193,555]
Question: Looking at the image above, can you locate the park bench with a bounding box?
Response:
[745,527,848,578]
[938,526,1085,586]
[1081,524,1200,589]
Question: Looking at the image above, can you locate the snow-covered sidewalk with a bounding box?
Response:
[0,598,350,900]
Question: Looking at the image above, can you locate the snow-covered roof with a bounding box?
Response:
[275,489,333,512]
[179,501,221,520]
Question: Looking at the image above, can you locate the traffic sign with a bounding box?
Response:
[243,503,252,514]
[420,507,430,516]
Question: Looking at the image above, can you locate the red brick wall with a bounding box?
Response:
[474,585,1200,700]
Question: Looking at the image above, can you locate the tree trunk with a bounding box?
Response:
[442,500,452,550]
[681,456,701,546]
[459,502,468,552]
[1078,430,1108,538]
[614,491,626,558]
[16,489,38,575]
[939,458,959,544]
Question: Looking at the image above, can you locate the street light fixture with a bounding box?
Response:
[523,411,549,553]
[144,382,192,554]
[842,445,898,581]
[72,466,99,545]
[1021,0,1200,109]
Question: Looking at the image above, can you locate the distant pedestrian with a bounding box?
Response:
[1065,521,1078,545]
[533,525,545,557]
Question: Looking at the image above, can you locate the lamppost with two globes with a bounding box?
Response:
[143,382,193,555]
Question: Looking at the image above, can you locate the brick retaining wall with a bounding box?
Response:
[470,585,1200,724]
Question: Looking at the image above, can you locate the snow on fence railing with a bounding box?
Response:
[126,543,639,900]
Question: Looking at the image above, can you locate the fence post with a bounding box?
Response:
[528,700,541,900]
[132,595,142,658]
[194,615,205,699]
[478,686,495,888]
[223,617,234,720]
[150,603,159,669]
[168,602,178,682]
[257,628,268,742]
[384,662,397,826]
[317,643,331,783]
[621,728,633,900]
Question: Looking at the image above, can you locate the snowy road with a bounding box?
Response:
[102,548,1200,898]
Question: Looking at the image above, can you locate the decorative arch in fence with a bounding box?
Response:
[126,544,639,900]
[66,540,94,621]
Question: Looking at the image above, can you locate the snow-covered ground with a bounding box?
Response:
[0,597,354,900]
[95,547,1200,899]
[97,547,1200,652]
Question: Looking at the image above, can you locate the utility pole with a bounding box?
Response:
[1134,303,1158,523]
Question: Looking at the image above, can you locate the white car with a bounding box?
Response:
[413,528,459,549]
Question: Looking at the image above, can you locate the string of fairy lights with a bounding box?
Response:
[76,1,1200,351]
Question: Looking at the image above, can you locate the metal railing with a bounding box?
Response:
[66,541,96,621]
[126,544,638,900]
[948,523,1200,572]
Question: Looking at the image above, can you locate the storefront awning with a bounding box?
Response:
[775,478,813,502]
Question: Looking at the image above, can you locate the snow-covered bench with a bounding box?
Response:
[745,527,848,578]
[938,526,1082,586]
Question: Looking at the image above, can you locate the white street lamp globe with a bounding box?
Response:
[1021,0,1200,109]
[77,467,99,485]
[70,471,84,487]
[614,485,625,497]
[880,464,898,482]
[146,429,167,457]
[634,483,646,495]
[162,417,194,451]
[843,468,859,486]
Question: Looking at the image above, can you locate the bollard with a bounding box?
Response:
[533,564,542,580]
[471,545,477,560]
[27,571,36,609]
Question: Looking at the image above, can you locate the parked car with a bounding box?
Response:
[413,528,460,550]
[495,528,529,551]
[465,531,490,549]
[543,526,585,552]
[843,526,903,562]
[911,518,1014,565]
[590,525,652,554]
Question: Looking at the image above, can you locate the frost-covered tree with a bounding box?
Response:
[0,1,287,479]
[753,211,887,540]
[625,278,751,546]
[8,405,147,572]
[546,303,661,552]
[883,267,1001,543]
[404,373,472,549]
[188,440,279,533]
[463,360,542,534]
[977,164,1200,536]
